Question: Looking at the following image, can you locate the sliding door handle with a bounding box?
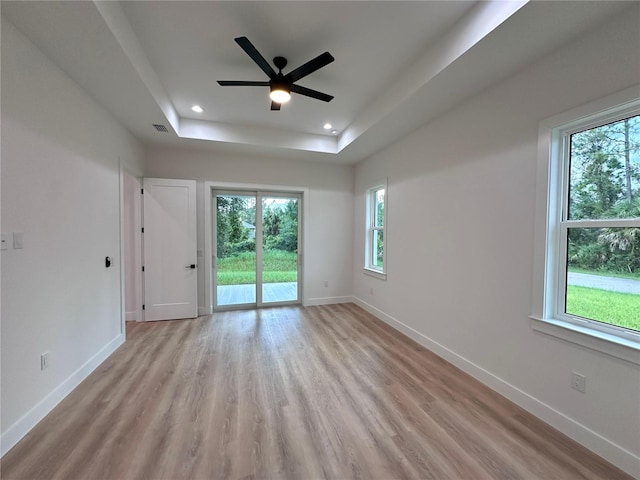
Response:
[185,264,197,269]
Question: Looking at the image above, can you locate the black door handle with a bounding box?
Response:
[185,264,196,269]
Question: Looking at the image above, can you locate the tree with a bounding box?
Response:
[217,196,252,257]
[263,206,281,237]
[570,127,625,219]
[567,114,640,274]
[278,200,299,252]
[375,190,384,265]
[227,197,245,244]
[262,200,298,252]
[597,198,640,274]
[624,118,633,201]
[570,115,640,218]
[216,196,231,257]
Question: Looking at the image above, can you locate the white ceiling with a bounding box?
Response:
[1,1,633,164]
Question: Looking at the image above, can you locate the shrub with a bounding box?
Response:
[228,238,255,255]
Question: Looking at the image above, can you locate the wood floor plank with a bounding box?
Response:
[1,304,632,480]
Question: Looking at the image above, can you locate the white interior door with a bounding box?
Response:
[143,178,197,321]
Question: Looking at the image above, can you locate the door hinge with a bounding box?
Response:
[142,304,145,310]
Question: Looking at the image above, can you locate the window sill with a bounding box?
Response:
[529,316,640,366]
[363,267,386,280]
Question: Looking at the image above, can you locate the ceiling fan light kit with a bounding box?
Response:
[218,36,334,111]
[269,88,291,104]
[269,78,291,104]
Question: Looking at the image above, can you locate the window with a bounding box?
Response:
[365,182,386,277]
[561,115,640,337]
[532,87,640,364]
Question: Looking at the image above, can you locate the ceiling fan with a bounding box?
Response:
[217,36,335,111]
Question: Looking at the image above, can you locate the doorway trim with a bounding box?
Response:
[121,171,143,322]
[203,181,310,313]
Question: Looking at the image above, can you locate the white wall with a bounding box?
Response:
[1,17,144,453]
[353,7,640,475]
[144,146,354,310]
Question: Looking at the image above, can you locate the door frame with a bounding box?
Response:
[212,190,302,310]
[204,181,309,313]
[122,171,144,322]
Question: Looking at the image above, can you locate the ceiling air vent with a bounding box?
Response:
[153,124,168,133]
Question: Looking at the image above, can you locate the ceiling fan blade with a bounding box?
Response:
[270,101,281,111]
[217,80,270,86]
[234,36,276,79]
[290,84,334,102]
[285,52,334,83]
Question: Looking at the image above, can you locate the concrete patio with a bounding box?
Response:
[217,282,298,306]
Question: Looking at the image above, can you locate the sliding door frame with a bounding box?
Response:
[212,189,259,310]
[204,181,309,313]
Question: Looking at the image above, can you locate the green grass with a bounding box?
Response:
[566,285,640,331]
[217,250,297,285]
[217,271,256,285]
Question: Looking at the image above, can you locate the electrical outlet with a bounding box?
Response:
[13,232,24,249]
[571,372,586,393]
[323,280,329,287]
[41,352,49,371]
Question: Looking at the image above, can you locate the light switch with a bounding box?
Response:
[1,234,9,251]
[13,232,24,249]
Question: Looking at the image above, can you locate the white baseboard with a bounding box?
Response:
[0,334,125,457]
[198,306,212,316]
[352,297,640,478]
[305,295,354,306]
[125,311,137,321]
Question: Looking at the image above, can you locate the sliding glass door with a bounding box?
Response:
[261,194,299,304]
[215,192,257,306]
[214,190,301,309]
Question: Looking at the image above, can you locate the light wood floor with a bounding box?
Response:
[1,304,632,480]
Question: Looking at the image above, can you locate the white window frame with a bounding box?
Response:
[364,181,387,279]
[531,85,640,365]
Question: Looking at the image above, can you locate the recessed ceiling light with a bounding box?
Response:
[191,105,203,113]
[323,123,333,130]
[331,129,338,135]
